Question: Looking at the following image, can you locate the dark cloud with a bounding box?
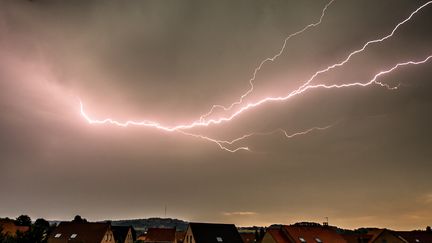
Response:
[0,0,431,229]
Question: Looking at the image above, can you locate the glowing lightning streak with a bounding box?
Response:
[291,0,432,95]
[79,1,432,152]
[200,0,336,122]
[80,1,432,130]
[176,130,250,153]
[80,55,432,130]
[219,125,334,145]
[177,124,334,152]
[174,56,432,152]
[304,55,432,91]
[199,0,432,122]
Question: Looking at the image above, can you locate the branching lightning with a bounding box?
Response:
[199,0,336,122]
[79,1,432,152]
[199,0,432,122]
[178,124,335,153]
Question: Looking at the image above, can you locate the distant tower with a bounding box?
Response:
[323,217,329,226]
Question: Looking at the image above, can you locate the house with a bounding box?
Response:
[112,225,135,243]
[367,229,406,243]
[240,232,257,243]
[396,230,432,243]
[183,222,243,243]
[144,228,176,243]
[340,232,373,243]
[137,233,147,242]
[175,231,186,243]
[47,222,115,243]
[0,219,29,237]
[262,224,346,243]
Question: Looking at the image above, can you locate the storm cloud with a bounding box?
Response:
[0,0,432,230]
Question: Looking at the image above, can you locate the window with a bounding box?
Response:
[315,238,322,243]
[70,234,77,239]
[54,233,61,238]
[216,237,223,242]
[299,237,306,243]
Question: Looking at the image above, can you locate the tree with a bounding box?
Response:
[34,219,49,229]
[33,218,51,243]
[254,229,259,242]
[259,227,265,240]
[427,226,431,232]
[15,215,31,227]
[0,225,5,242]
[72,215,87,223]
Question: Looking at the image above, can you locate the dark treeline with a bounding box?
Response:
[0,215,53,243]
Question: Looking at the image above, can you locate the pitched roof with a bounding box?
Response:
[189,222,243,243]
[240,232,256,243]
[340,233,373,243]
[283,225,347,243]
[266,228,291,243]
[175,231,186,243]
[48,222,110,243]
[145,228,176,242]
[396,231,432,243]
[112,226,131,243]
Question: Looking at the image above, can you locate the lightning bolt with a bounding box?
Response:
[223,125,334,145]
[199,0,432,122]
[199,0,336,122]
[80,54,432,130]
[80,54,432,151]
[180,124,335,152]
[79,1,432,152]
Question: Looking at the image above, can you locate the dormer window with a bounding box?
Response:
[216,237,223,242]
[54,233,61,238]
[299,237,306,243]
[70,234,77,239]
[315,238,322,243]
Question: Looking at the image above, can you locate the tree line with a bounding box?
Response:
[0,215,53,243]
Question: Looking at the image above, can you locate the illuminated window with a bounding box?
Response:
[315,238,322,243]
[70,234,77,239]
[299,237,306,243]
[54,233,61,238]
[216,237,223,242]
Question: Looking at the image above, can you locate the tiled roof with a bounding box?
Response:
[283,225,347,243]
[145,228,176,242]
[266,228,291,243]
[396,231,432,243]
[48,222,110,243]
[340,233,373,243]
[175,231,186,243]
[189,222,243,243]
[240,232,256,243]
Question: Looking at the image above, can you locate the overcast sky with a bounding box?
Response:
[1,0,432,230]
